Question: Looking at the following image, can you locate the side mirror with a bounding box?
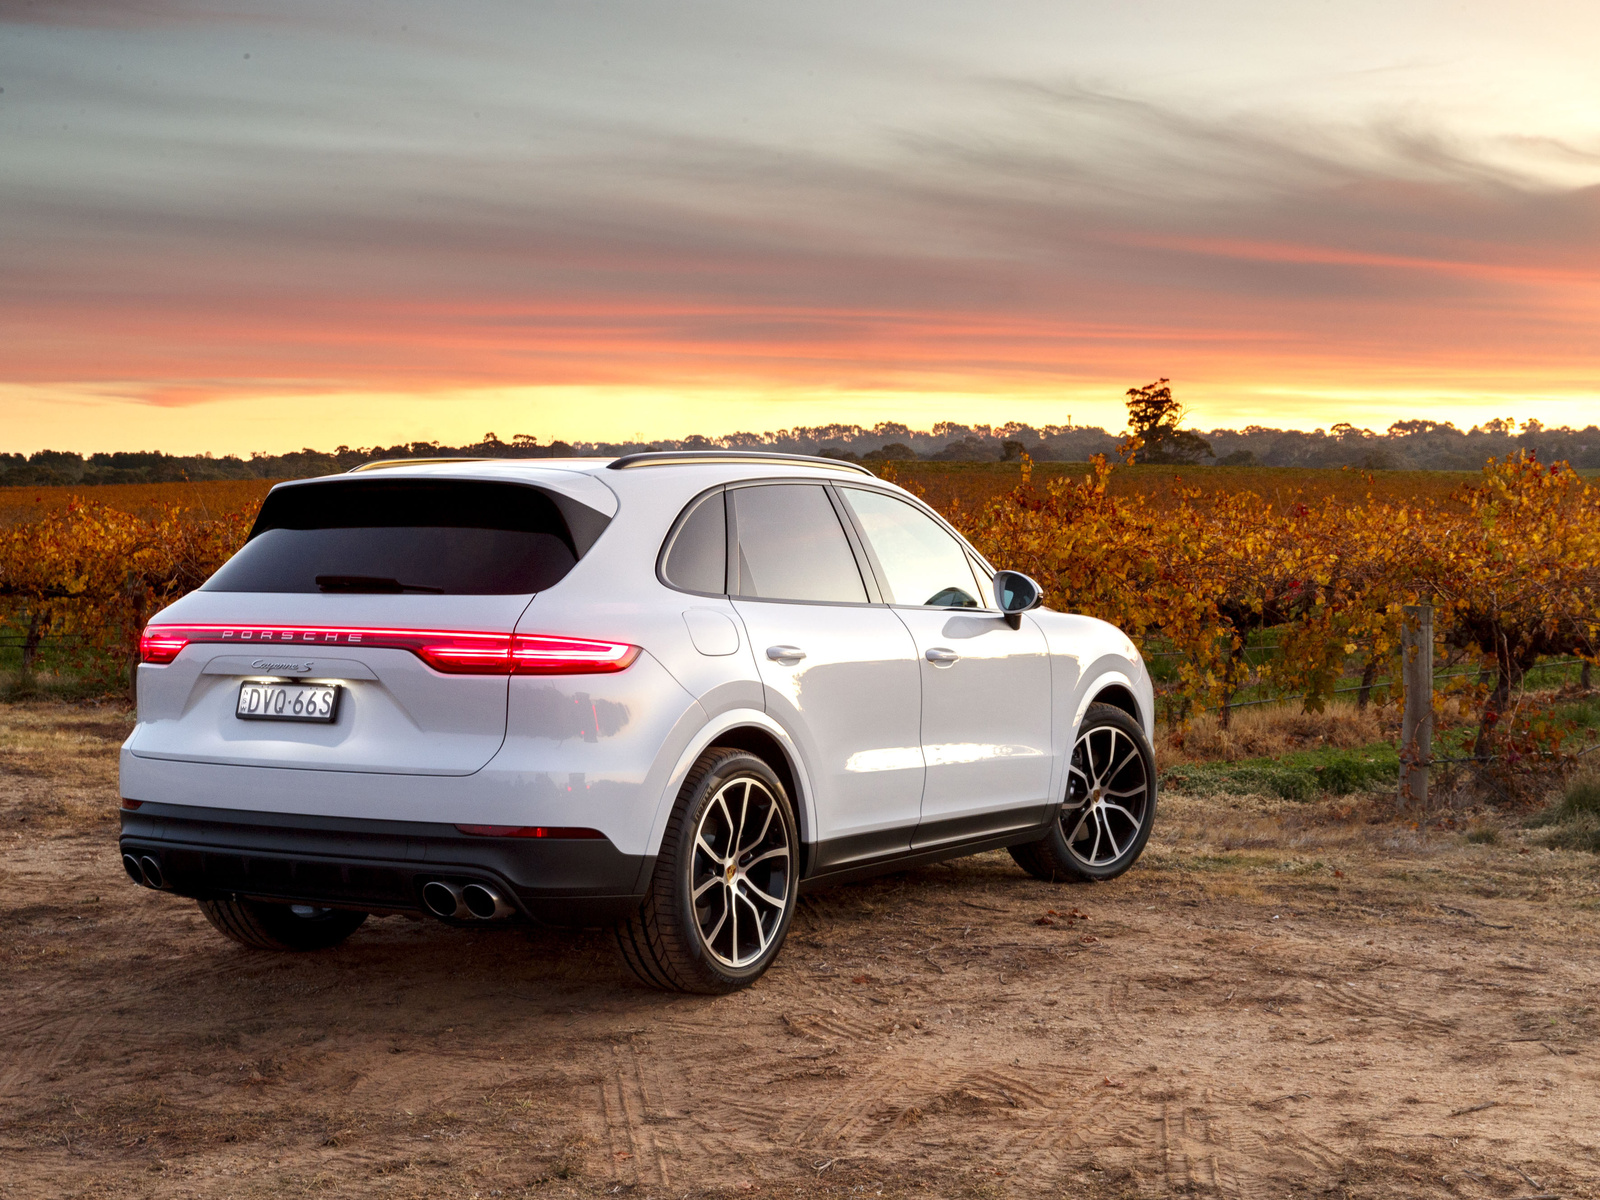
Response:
[992,570,1043,629]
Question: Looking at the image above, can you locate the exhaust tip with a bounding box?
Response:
[462,882,514,920]
[137,855,164,889]
[422,880,466,919]
[122,853,145,885]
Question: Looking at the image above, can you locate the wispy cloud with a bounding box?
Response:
[2,3,1597,446]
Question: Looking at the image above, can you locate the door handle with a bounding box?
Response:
[925,647,960,665]
[766,645,807,665]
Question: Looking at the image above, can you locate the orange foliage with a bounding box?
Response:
[878,460,1477,519]
[2,458,1595,765]
[0,479,274,528]
[0,501,254,690]
[938,452,1599,754]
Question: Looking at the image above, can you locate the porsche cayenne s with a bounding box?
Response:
[119,451,1157,992]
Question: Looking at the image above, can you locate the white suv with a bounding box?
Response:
[120,452,1156,992]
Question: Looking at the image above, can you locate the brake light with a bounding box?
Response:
[139,628,189,664]
[510,634,639,675]
[407,632,522,673]
[133,625,640,676]
[455,824,606,838]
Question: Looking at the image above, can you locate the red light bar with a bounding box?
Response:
[135,625,640,675]
[121,799,144,810]
[510,634,640,675]
[139,629,189,664]
[454,824,606,839]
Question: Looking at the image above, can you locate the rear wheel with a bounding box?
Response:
[199,898,368,951]
[616,748,798,993]
[1010,702,1157,883]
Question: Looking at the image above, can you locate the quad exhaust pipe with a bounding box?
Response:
[421,879,515,921]
[123,852,166,889]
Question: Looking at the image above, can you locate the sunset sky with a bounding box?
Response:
[4,0,1598,455]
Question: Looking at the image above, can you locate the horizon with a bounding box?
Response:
[5,1,1599,454]
[5,413,1593,475]
[2,389,1594,459]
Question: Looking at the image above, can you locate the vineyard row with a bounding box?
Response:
[2,452,1597,768]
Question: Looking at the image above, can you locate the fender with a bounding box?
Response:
[643,707,817,860]
[1074,662,1155,742]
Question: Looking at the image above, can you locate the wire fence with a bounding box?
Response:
[1215,658,1589,713]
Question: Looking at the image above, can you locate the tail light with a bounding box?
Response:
[139,629,189,664]
[508,634,639,675]
[135,625,639,675]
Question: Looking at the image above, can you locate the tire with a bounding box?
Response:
[1010,702,1157,883]
[198,898,368,951]
[616,747,799,994]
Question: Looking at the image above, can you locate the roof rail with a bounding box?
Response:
[347,457,492,473]
[605,450,875,477]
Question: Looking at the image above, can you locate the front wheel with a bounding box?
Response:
[199,898,368,951]
[616,748,798,993]
[1010,702,1157,883]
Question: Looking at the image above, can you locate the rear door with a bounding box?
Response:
[127,477,594,776]
[835,486,1054,846]
[727,482,925,868]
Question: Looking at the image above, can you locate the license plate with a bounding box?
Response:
[236,681,341,723]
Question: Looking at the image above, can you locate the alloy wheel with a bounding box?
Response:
[1062,723,1151,868]
[690,775,792,968]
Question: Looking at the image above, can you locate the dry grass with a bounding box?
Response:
[0,703,132,835]
[1529,770,1600,854]
[1160,692,1492,762]
[1164,702,1385,764]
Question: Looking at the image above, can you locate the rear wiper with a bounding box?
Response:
[315,575,444,594]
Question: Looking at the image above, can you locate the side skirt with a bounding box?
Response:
[800,805,1059,891]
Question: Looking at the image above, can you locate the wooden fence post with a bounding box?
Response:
[1399,603,1434,809]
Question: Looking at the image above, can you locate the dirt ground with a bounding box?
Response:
[3,701,1598,1200]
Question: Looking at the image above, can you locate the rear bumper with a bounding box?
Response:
[119,802,651,925]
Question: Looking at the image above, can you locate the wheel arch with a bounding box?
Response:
[706,725,801,827]
[1089,682,1141,725]
[647,709,816,864]
[1074,666,1154,743]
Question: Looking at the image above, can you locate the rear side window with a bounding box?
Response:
[205,480,580,595]
[731,484,868,604]
[661,491,727,593]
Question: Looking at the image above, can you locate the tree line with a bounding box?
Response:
[5,392,1597,487]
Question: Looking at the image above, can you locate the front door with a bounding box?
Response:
[835,485,1054,847]
[727,483,925,869]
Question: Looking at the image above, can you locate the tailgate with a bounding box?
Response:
[127,597,529,777]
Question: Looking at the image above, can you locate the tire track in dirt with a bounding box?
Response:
[0,1010,104,1097]
[596,1039,670,1188]
[1313,979,1459,1034]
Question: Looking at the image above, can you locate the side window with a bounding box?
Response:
[661,490,727,593]
[731,485,869,604]
[839,488,981,608]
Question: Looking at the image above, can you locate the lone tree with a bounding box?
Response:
[1122,379,1213,465]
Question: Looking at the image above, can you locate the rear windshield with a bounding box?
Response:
[204,480,580,595]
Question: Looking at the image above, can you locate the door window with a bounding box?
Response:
[732,485,868,604]
[840,488,983,608]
